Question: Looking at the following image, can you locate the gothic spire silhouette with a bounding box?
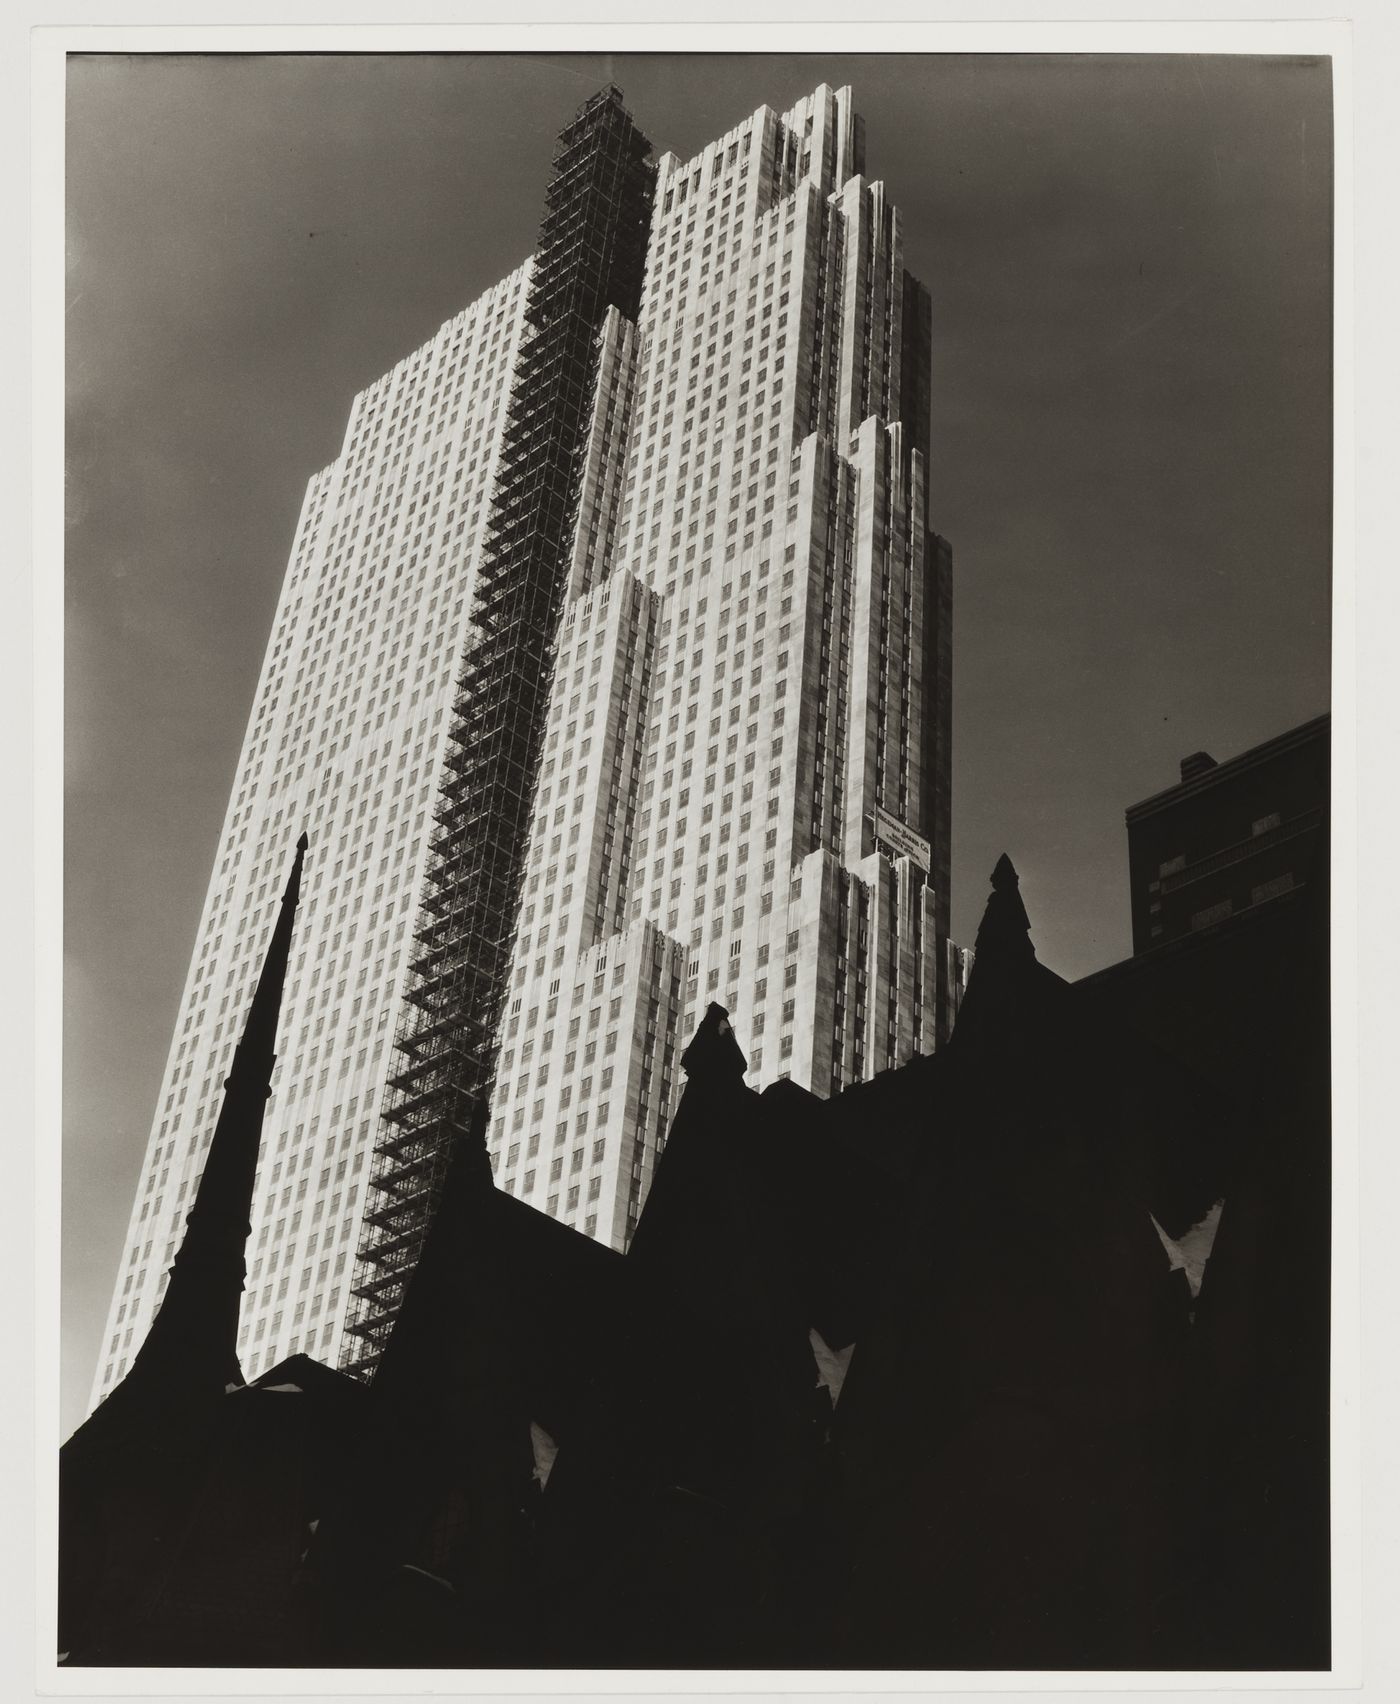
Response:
[121,831,309,1403]
[945,853,1045,1050]
[973,853,1035,966]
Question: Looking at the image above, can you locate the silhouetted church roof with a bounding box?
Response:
[60,834,331,1664]
[68,832,309,1450]
[61,840,1329,1670]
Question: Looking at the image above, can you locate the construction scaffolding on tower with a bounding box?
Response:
[340,87,655,1380]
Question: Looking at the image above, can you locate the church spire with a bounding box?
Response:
[946,853,1043,1049]
[972,853,1035,968]
[123,831,309,1401]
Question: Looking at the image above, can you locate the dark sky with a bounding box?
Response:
[63,51,1332,1434]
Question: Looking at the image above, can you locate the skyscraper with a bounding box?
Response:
[88,253,534,1408]
[90,80,967,1407]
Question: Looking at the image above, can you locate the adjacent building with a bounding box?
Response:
[1073,715,1332,1667]
[90,80,966,1405]
[1125,713,1329,952]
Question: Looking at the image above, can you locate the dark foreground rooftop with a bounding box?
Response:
[60,835,1330,1670]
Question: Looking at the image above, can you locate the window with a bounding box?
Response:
[1190,899,1233,931]
[1252,873,1295,904]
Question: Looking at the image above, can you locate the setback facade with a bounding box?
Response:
[91,82,966,1408]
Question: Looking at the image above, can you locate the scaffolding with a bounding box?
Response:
[340,88,654,1379]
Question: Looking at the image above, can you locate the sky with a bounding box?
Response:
[62,50,1333,1434]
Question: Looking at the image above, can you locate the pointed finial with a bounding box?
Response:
[281,832,310,905]
[972,852,1035,964]
[681,1002,749,1082]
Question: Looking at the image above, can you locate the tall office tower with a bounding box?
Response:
[341,87,654,1375]
[87,249,536,1411]
[92,81,967,1409]
[346,77,967,1351]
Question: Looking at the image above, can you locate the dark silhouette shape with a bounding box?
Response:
[61,817,1329,1669]
[59,833,368,1665]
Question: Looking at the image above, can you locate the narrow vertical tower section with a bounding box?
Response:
[121,831,311,1402]
[481,84,971,1246]
[90,262,536,1412]
[341,88,655,1378]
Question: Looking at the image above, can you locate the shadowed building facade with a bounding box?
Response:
[1125,713,1328,951]
[1077,711,1332,1669]
[61,817,1330,1670]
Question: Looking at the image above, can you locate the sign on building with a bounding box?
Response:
[872,805,931,872]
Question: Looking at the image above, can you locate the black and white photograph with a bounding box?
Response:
[39,26,1364,1686]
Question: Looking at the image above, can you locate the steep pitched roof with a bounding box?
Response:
[119,832,310,1410]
